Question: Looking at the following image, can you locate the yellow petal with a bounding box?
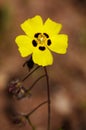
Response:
[21,15,43,38]
[48,34,68,54]
[32,48,53,66]
[15,35,33,57]
[43,18,62,36]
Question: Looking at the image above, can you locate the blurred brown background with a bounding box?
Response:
[0,0,86,130]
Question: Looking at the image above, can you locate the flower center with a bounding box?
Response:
[32,33,51,51]
[37,33,47,44]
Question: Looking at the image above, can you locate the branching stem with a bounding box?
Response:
[27,117,35,130]
[22,100,48,118]
[22,66,40,82]
[19,101,48,130]
[26,74,46,92]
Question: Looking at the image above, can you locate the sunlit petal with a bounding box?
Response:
[48,34,68,54]
[21,15,43,38]
[32,48,53,66]
[43,18,62,36]
[15,35,33,57]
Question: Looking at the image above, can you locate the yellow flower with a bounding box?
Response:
[15,15,68,66]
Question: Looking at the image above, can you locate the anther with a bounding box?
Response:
[43,33,49,38]
[32,40,37,47]
[39,46,45,51]
[47,39,51,46]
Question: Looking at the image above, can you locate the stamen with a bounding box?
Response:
[32,40,37,47]
[43,33,49,38]
[34,33,41,38]
[47,39,51,46]
[39,46,45,51]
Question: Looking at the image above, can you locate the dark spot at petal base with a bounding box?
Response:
[47,39,51,46]
[39,46,46,51]
[32,40,37,47]
[34,33,41,38]
[43,33,49,38]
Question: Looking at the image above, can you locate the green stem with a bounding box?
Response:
[27,117,35,130]
[44,67,51,130]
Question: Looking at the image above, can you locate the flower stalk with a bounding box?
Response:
[26,74,46,92]
[22,66,40,82]
[44,67,51,130]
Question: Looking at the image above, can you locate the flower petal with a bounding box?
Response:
[48,34,68,54]
[15,35,33,57]
[32,48,53,66]
[21,15,43,37]
[43,18,62,36]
